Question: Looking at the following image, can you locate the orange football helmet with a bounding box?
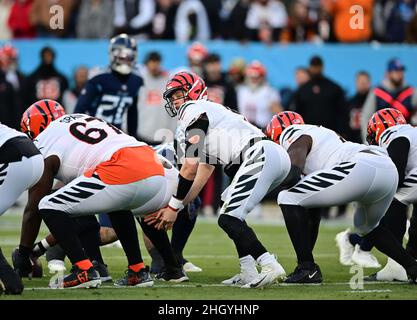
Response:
[265,111,305,143]
[21,99,66,139]
[366,108,407,145]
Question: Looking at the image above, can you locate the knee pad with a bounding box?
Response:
[218,214,247,240]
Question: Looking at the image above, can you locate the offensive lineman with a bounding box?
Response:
[16,99,182,288]
[265,111,417,283]
[145,71,291,288]
[0,123,44,294]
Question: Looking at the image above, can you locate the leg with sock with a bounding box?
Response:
[171,208,197,265]
[76,216,105,265]
[363,225,417,281]
[308,208,322,251]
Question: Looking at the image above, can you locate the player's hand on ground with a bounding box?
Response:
[11,247,32,279]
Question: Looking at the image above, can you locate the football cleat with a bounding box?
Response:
[335,229,355,266]
[92,260,112,283]
[63,266,101,289]
[241,260,286,289]
[0,261,24,294]
[351,245,381,268]
[364,258,408,282]
[155,267,189,283]
[114,266,154,287]
[284,263,323,284]
[183,262,202,273]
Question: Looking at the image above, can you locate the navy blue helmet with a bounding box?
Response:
[109,34,137,75]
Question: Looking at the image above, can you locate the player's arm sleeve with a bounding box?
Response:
[184,112,209,160]
[127,95,138,137]
[74,80,98,114]
[386,137,410,188]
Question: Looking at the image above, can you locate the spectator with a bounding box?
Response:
[0,68,16,128]
[292,55,348,136]
[23,46,69,107]
[172,42,209,77]
[137,51,176,144]
[29,0,76,38]
[282,66,310,110]
[237,60,282,129]
[151,0,179,40]
[7,0,36,38]
[62,66,89,114]
[203,53,237,110]
[113,0,155,38]
[385,0,417,42]
[321,0,373,43]
[280,0,318,43]
[245,0,288,43]
[76,0,114,39]
[406,10,417,43]
[219,0,250,41]
[175,0,211,43]
[227,57,246,89]
[361,58,417,139]
[0,44,25,128]
[347,71,371,143]
[0,0,12,40]
[200,0,222,39]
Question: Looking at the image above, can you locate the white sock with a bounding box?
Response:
[240,255,257,273]
[256,252,276,267]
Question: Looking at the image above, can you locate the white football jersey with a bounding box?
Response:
[34,114,144,184]
[379,124,417,175]
[0,123,26,148]
[176,100,265,165]
[279,124,371,174]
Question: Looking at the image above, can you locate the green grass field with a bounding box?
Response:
[1,209,416,300]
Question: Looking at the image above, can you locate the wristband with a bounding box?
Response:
[168,196,184,212]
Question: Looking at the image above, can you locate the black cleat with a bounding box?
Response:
[406,265,417,284]
[284,263,323,284]
[63,266,101,289]
[0,262,24,294]
[155,267,189,283]
[114,266,154,287]
[92,260,112,283]
[363,273,378,282]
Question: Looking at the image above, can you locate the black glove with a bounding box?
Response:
[12,245,33,279]
[0,247,24,295]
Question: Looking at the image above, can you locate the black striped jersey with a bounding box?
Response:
[379,124,417,175]
[0,123,26,148]
[279,124,381,174]
[175,100,264,165]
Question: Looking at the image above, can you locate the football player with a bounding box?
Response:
[145,71,292,288]
[265,111,417,284]
[0,122,44,294]
[15,99,183,289]
[341,108,417,282]
[74,34,141,136]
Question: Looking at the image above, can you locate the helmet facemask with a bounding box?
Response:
[163,88,189,117]
[110,46,136,75]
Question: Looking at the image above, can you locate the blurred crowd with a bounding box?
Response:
[1,0,417,44]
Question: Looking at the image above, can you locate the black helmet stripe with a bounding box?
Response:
[276,114,286,128]
[34,103,49,125]
[376,112,389,129]
[44,100,55,121]
[385,108,397,121]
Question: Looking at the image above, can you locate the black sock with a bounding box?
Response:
[364,224,417,270]
[45,245,66,262]
[349,233,362,246]
[218,214,267,259]
[171,210,197,263]
[406,205,417,259]
[308,208,322,250]
[108,211,143,266]
[40,209,88,264]
[381,199,408,244]
[76,216,104,265]
[281,205,314,264]
[138,218,181,269]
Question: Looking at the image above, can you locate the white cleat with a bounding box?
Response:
[48,259,67,273]
[241,261,286,289]
[366,258,408,282]
[183,262,202,273]
[222,267,258,286]
[351,245,381,268]
[335,229,355,266]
